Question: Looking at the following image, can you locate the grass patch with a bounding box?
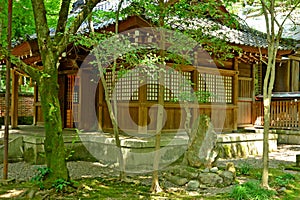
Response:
[1,166,300,199]
[230,180,276,200]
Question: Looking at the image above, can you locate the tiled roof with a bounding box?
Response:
[70,0,295,50]
[12,0,297,51]
[170,17,295,50]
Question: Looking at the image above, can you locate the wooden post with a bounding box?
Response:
[33,85,38,125]
[233,58,239,130]
[286,60,290,92]
[296,154,300,167]
[138,75,147,133]
[98,78,104,130]
[11,70,19,129]
[251,64,256,125]
[192,69,199,127]
[291,60,299,92]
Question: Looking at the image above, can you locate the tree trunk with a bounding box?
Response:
[39,65,69,184]
[262,102,270,187]
[261,43,276,188]
[151,0,165,193]
[150,72,164,194]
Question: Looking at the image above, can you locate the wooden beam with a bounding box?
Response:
[289,55,300,61]
[166,63,238,76]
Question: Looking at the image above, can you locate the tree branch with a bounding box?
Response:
[54,0,71,43]
[56,0,102,55]
[260,0,270,38]
[278,1,300,36]
[31,0,51,55]
[0,47,41,82]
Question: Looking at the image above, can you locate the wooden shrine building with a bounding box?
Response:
[3,2,300,133]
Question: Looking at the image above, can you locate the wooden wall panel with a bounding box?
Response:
[100,103,236,133]
[237,101,252,125]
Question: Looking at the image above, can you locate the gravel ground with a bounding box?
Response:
[0,144,300,182]
[217,144,300,169]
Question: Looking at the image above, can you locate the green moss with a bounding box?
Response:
[23,147,35,163]
[222,144,232,158]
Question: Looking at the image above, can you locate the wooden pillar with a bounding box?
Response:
[251,64,256,125]
[291,60,299,92]
[138,74,147,133]
[286,60,291,92]
[79,69,98,131]
[192,69,199,125]
[11,69,19,129]
[296,154,300,167]
[233,58,239,130]
[98,79,104,130]
[33,85,39,125]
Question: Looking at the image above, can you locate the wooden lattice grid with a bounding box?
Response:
[106,70,139,101]
[198,73,232,103]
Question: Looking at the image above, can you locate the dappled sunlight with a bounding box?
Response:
[0,189,25,198]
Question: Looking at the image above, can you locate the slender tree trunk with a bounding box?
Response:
[261,44,276,188]
[94,49,126,180]
[112,0,126,180]
[151,70,164,193]
[3,0,12,180]
[88,0,126,180]
[151,0,165,193]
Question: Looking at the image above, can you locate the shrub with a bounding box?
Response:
[31,167,52,189]
[239,162,251,175]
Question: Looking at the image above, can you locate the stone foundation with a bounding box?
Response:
[271,130,300,145]
[218,133,278,158]
[1,130,279,166]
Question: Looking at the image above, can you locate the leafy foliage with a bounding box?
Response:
[31,167,52,189]
[238,162,251,175]
[230,180,276,200]
[271,173,296,187]
[52,178,72,192]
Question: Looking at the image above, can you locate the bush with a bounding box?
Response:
[18,116,33,125]
[239,162,251,175]
[0,116,33,126]
[230,180,276,200]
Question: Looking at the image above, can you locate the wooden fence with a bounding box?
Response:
[255,99,300,129]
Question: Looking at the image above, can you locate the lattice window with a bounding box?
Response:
[239,77,252,98]
[105,70,139,101]
[146,70,193,102]
[67,75,75,110]
[254,63,263,95]
[147,78,158,101]
[198,73,232,103]
[105,71,113,98]
[224,76,233,103]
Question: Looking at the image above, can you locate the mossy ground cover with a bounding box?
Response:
[0,166,300,199]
